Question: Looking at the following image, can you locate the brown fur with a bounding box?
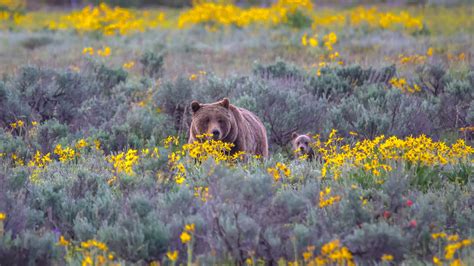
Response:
[291,132,314,160]
[189,98,269,158]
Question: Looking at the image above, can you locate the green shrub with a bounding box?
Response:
[140,51,165,79]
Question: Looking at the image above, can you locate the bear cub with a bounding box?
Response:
[291,133,315,160]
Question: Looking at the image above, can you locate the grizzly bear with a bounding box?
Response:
[188,98,269,158]
[291,133,315,160]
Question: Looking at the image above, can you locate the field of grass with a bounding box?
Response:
[0,0,473,265]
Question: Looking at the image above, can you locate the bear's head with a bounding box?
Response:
[190,98,238,142]
[291,133,314,157]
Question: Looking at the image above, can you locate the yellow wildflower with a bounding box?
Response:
[426,47,433,57]
[82,256,93,266]
[432,232,447,240]
[381,254,394,261]
[301,34,308,46]
[447,234,459,242]
[94,140,101,150]
[97,46,111,57]
[75,139,88,150]
[184,223,195,232]
[123,61,135,69]
[167,250,178,261]
[58,235,69,246]
[180,231,191,244]
[309,36,318,47]
[82,47,94,56]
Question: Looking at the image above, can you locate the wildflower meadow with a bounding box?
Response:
[0,0,473,265]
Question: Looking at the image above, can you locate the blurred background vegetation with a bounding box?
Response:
[14,0,474,9]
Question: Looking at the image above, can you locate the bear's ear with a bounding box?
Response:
[220,98,230,109]
[191,101,201,113]
[292,132,298,140]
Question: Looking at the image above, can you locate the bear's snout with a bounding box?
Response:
[211,129,221,139]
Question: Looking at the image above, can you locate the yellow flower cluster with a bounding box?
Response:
[82,46,112,57]
[5,139,103,178]
[383,48,433,67]
[389,78,421,93]
[0,0,25,9]
[164,135,180,149]
[122,61,135,70]
[48,3,165,36]
[0,212,6,221]
[58,237,116,266]
[319,187,341,208]
[318,56,344,76]
[322,32,337,51]
[267,162,291,182]
[351,7,423,32]
[431,233,472,266]
[189,70,207,81]
[304,6,425,33]
[28,150,53,182]
[0,3,438,35]
[314,130,473,180]
[166,134,246,185]
[398,54,427,65]
[180,223,195,244]
[183,134,245,163]
[1,3,430,35]
[54,144,76,162]
[301,33,319,47]
[75,139,88,150]
[80,239,108,251]
[107,149,140,175]
[107,147,159,184]
[9,119,25,129]
[301,32,337,51]
[10,154,24,166]
[178,0,313,29]
[298,153,309,161]
[400,48,434,65]
[311,13,346,30]
[168,151,186,185]
[447,53,466,63]
[27,151,51,168]
[302,32,343,76]
[303,240,354,266]
[167,250,179,262]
